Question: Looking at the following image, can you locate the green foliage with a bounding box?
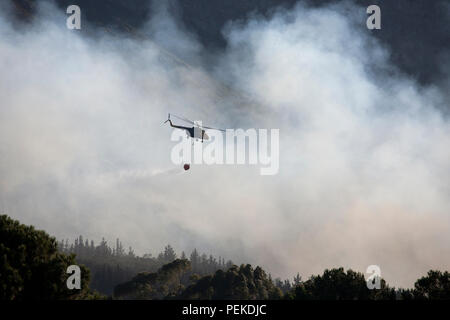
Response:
[59,237,232,295]
[285,268,395,300]
[59,236,163,295]
[178,264,283,300]
[0,215,93,300]
[113,259,191,299]
[3,214,450,300]
[412,270,450,300]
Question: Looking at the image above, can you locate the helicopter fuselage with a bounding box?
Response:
[167,120,209,141]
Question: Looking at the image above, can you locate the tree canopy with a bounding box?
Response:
[1,214,450,300]
[413,270,450,300]
[284,267,396,300]
[114,259,191,299]
[0,214,98,300]
[179,264,283,300]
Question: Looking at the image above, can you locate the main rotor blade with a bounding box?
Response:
[201,125,226,132]
[171,113,226,131]
[171,114,196,126]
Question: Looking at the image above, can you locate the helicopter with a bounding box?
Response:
[164,113,225,143]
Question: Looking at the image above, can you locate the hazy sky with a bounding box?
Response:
[1,1,449,288]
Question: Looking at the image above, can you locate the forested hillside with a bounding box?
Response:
[58,237,233,295]
[112,259,450,300]
[2,214,450,300]
[0,215,101,299]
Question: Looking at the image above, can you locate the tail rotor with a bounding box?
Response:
[163,113,170,124]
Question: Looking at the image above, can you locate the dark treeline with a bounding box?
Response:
[58,236,233,295]
[114,259,283,300]
[113,259,450,300]
[2,214,450,300]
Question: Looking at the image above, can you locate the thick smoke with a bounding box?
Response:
[0,1,449,288]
